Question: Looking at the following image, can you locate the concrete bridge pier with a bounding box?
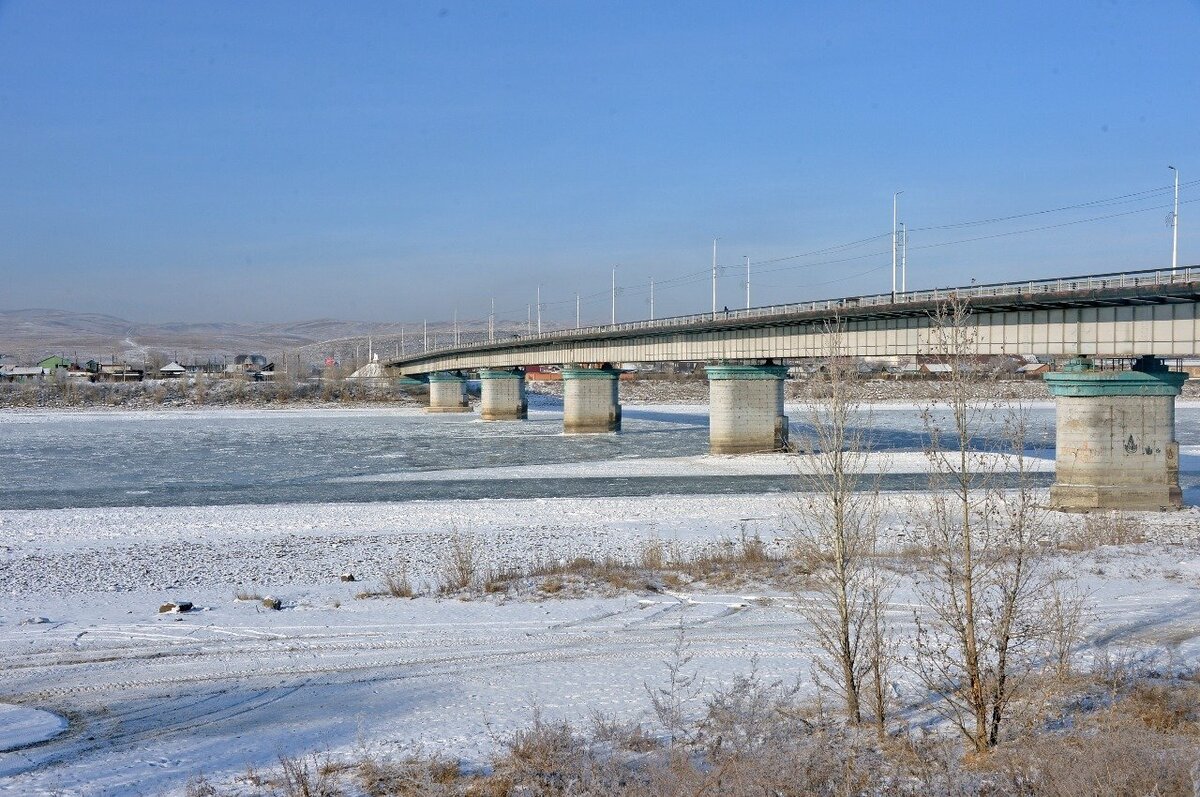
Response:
[705,363,790,454]
[1045,355,1188,511]
[426,371,471,413]
[562,365,621,433]
[479,368,528,420]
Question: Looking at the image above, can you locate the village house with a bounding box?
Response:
[0,366,47,382]
[158,361,187,379]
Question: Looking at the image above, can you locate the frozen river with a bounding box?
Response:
[4,400,1200,510]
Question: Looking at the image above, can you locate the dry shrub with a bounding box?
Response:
[1059,511,1148,551]
[678,532,793,587]
[989,722,1200,797]
[587,711,659,753]
[384,570,414,598]
[356,752,459,796]
[271,754,340,797]
[438,530,483,593]
[184,773,219,797]
[1122,681,1200,734]
[489,707,622,793]
[640,539,665,571]
[446,533,795,599]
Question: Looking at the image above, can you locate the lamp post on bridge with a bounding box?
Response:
[892,190,903,301]
[711,238,719,320]
[744,255,750,309]
[611,265,618,325]
[1170,165,1180,276]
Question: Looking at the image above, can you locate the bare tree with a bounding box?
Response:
[912,296,1056,752]
[788,319,893,733]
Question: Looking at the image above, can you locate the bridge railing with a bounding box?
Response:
[405,264,1198,360]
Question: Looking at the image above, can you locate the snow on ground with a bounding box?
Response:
[4,403,1200,794]
[331,451,1055,483]
[2,490,1200,795]
[0,705,67,753]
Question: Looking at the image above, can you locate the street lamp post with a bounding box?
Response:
[711,238,718,320]
[611,265,618,325]
[1170,165,1180,275]
[744,255,750,309]
[892,190,903,301]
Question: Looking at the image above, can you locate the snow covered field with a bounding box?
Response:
[2,405,1200,795]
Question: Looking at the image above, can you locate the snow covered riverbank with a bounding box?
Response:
[3,406,1200,794]
[2,489,1200,795]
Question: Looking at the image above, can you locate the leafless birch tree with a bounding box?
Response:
[912,296,1055,753]
[789,319,893,734]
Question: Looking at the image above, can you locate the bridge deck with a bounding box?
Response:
[389,266,1200,375]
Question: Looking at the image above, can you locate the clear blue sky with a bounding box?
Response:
[1,1,1198,325]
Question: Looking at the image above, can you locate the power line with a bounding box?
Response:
[432,179,1197,334]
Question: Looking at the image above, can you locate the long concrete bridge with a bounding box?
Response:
[389,265,1200,512]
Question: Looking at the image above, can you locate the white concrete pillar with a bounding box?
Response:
[1045,355,1188,511]
[561,365,621,433]
[426,371,471,413]
[479,368,527,420]
[705,363,789,454]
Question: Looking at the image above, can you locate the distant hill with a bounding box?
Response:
[0,308,563,371]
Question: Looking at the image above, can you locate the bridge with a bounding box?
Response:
[387,265,1200,513]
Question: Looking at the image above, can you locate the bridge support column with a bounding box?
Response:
[1045,355,1188,511]
[479,368,527,420]
[426,371,471,413]
[705,363,789,454]
[561,365,621,433]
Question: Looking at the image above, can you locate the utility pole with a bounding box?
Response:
[576,293,580,329]
[453,308,459,346]
[527,304,531,336]
[650,278,655,320]
[489,297,495,343]
[536,285,542,334]
[400,325,405,355]
[892,191,903,301]
[423,320,428,351]
[711,238,718,319]
[611,265,618,325]
[744,255,750,309]
[1170,165,1180,275]
[900,222,908,293]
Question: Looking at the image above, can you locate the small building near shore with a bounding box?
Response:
[0,366,47,382]
[97,363,144,382]
[1016,362,1051,378]
[159,362,187,379]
